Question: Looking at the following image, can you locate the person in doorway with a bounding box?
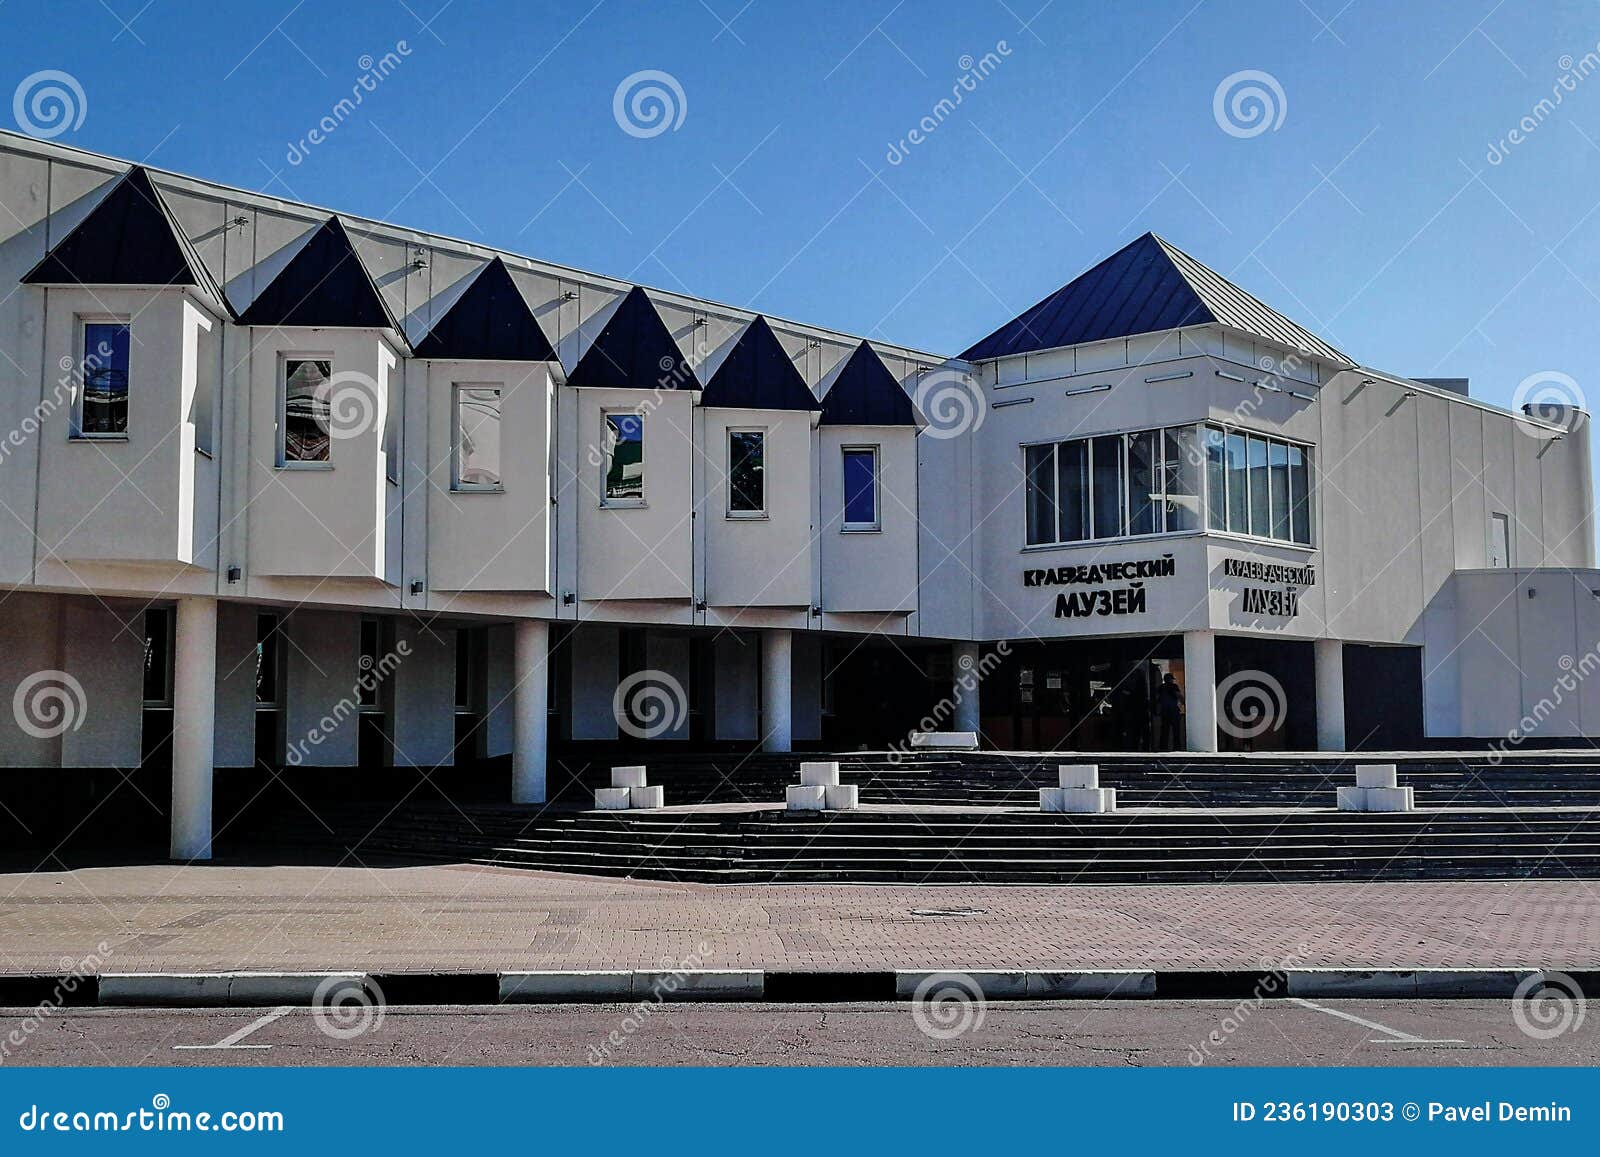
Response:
[1156,673,1183,750]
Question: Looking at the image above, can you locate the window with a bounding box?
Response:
[842,446,879,530]
[141,609,172,706]
[281,358,332,465]
[453,386,502,490]
[189,309,217,455]
[1058,439,1089,542]
[727,429,765,515]
[1024,425,1203,547]
[1204,424,1314,545]
[602,411,644,504]
[1090,435,1124,539]
[358,618,382,709]
[1489,512,1511,568]
[255,614,281,707]
[1163,426,1201,532]
[1024,443,1055,546]
[78,319,130,437]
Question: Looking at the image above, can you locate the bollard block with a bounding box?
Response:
[629,785,664,809]
[611,766,648,789]
[824,784,859,810]
[786,785,826,811]
[799,761,841,787]
[594,787,632,810]
[1058,763,1100,789]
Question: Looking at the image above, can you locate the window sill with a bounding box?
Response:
[69,434,129,443]
[277,462,334,472]
[453,486,505,495]
[726,511,768,521]
[600,500,647,510]
[841,525,882,534]
[1021,528,1206,552]
[1204,529,1317,553]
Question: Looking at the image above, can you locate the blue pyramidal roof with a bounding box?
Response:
[701,315,820,410]
[565,286,696,390]
[819,342,916,426]
[413,257,556,361]
[237,216,402,334]
[962,232,1348,364]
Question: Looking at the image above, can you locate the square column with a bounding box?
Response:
[1314,638,1346,752]
[512,619,550,804]
[171,597,218,860]
[761,629,792,753]
[953,641,981,734]
[1182,630,1218,753]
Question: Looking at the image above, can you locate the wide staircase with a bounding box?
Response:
[233,752,1600,885]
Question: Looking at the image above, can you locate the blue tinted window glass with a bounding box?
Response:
[81,322,130,434]
[843,448,877,526]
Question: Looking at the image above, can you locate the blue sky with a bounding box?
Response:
[3,0,1598,414]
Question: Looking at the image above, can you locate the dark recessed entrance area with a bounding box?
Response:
[1213,634,1315,752]
[1343,643,1424,749]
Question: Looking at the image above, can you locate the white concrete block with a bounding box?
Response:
[594,786,632,810]
[1355,763,1398,789]
[610,765,648,788]
[824,783,859,810]
[786,785,826,811]
[1058,786,1116,813]
[909,731,979,749]
[1364,785,1415,812]
[1058,763,1099,789]
[1335,785,1368,811]
[629,785,664,809]
[1040,787,1066,813]
[799,761,841,787]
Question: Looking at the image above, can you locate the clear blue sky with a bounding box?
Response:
[4,0,1598,417]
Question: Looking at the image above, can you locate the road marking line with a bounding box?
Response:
[173,1005,294,1051]
[1286,997,1462,1044]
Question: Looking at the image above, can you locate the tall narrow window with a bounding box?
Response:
[1226,431,1249,534]
[1024,443,1056,546]
[1126,430,1160,536]
[1268,439,1291,539]
[142,609,172,706]
[1488,512,1511,568]
[1058,439,1090,542]
[453,386,502,490]
[602,411,644,504]
[727,429,765,515]
[79,320,130,436]
[842,446,879,531]
[1090,435,1124,539]
[1164,426,1201,532]
[1288,444,1311,544]
[282,358,331,465]
[1204,426,1228,531]
[1246,435,1270,538]
[358,618,381,709]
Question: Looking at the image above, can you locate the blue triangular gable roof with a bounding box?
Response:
[701,316,820,410]
[819,342,916,426]
[961,232,1348,364]
[413,257,557,361]
[565,286,696,390]
[23,166,226,309]
[237,216,402,334]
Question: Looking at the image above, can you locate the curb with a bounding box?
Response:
[0,968,1591,1008]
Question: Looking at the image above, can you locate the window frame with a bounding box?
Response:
[1202,422,1316,548]
[725,426,767,519]
[277,353,335,469]
[841,444,881,532]
[72,314,132,441]
[600,408,646,507]
[451,383,504,493]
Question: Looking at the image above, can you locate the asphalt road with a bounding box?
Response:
[1,999,1594,1066]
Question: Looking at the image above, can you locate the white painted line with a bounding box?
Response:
[1287,997,1462,1044]
[173,1005,294,1051]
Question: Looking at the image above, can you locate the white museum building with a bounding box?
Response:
[0,131,1595,857]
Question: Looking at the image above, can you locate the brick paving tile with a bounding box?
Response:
[0,864,1595,974]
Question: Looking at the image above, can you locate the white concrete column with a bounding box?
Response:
[953,641,981,734]
[1314,638,1346,752]
[761,629,793,752]
[1183,630,1218,753]
[170,597,218,860]
[512,619,550,804]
